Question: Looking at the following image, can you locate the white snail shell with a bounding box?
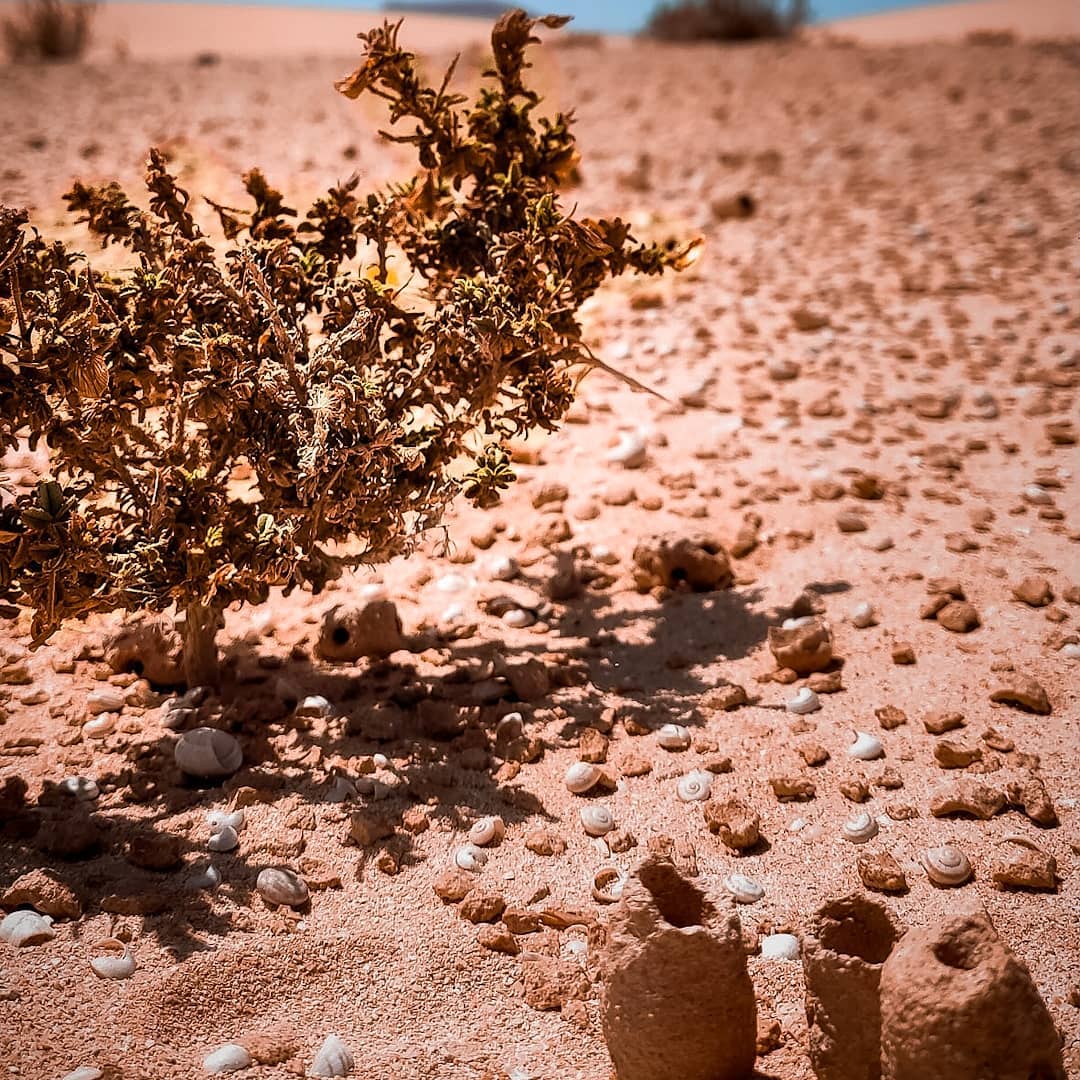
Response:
[60,1068,103,1080]
[468,816,505,847]
[760,933,800,960]
[591,866,627,904]
[724,873,765,904]
[455,844,488,872]
[564,761,601,794]
[851,601,876,628]
[486,555,520,581]
[1061,643,1080,660]
[922,845,971,886]
[59,776,99,801]
[607,430,647,468]
[206,809,244,833]
[580,804,615,836]
[174,727,243,779]
[255,867,309,907]
[0,909,55,946]
[847,731,884,760]
[656,723,691,750]
[82,715,116,739]
[782,615,816,630]
[203,1044,252,1075]
[676,770,713,802]
[503,608,535,628]
[295,694,331,718]
[786,687,821,715]
[208,826,239,852]
[89,938,136,980]
[189,863,221,891]
[309,1034,354,1078]
[842,812,879,843]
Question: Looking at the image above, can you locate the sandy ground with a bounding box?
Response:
[1,2,1079,1079]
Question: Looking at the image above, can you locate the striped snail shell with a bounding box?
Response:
[921,845,971,886]
[468,816,505,847]
[564,761,601,794]
[842,812,879,844]
[676,770,713,803]
[580,804,615,836]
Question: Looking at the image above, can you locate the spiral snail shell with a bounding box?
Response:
[676,770,713,803]
[841,812,879,844]
[591,866,627,904]
[59,775,99,801]
[847,731,884,761]
[564,761,602,795]
[921,845,971,886]
[89,938,136,980]
[468,815,505,848]
[786,687,821,715]
[454,844,488,872]
[174,727,243,779]
[656,723,691,751]
[202,1044,252,1075]
[724,872,765,904]
[580,804,615,836]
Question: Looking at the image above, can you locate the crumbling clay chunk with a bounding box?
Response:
[802,893,902,1080]
[768,618,834,675]
[703,798,760,851]
[989,674,1051,715]
[879,909,1066,1080]
[929,779,1005,820]
[316,600,404,661]
[105,619,184,686]
[600,856,756,1080]
[631,537,733,593]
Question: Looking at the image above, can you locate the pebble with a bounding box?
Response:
[203,1044,252,1074]
[255,868,309,908]
[310,1034,355,1077]
[990,673,1051,714]
[851,602,876,628]
[703,798,760,850]
[760,933,800,960]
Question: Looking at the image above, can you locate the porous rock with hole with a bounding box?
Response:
[878,908,1065,1080]
[802,893,902,1080]
[316,600,404,661]
[599,855,756,1080]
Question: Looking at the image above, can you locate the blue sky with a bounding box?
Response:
[166,0,963,35]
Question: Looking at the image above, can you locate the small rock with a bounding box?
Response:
[924,711,965,735]
[459,890,506,924]
[929,779,1005,819]
[934,740,983,769]
[1005,775,1058,826]
[1,869,81,918]
[524,828,566,856]
[433,868,474,902]
[836,510,867,533]
[1012,576,1053,607]
[875,705,907,731]
[768,618,834,675]
[936,601,980,633]
[703,798,761,851]
[477,924,519,954]
[632,536,733,592]
[857,852,908,893]
[770,775,816,801]
[348,812,395,847]
[891,643,916,665]
[990,674,1051,714]
[316,600,403,661]
[519,955,590,1012]
[991,842,1057,890]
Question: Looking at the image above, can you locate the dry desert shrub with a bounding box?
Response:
[2,0,96,62]
[645,0,808,42]
[0,10,696,686]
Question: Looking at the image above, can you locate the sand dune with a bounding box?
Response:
[825,0,1079,42]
